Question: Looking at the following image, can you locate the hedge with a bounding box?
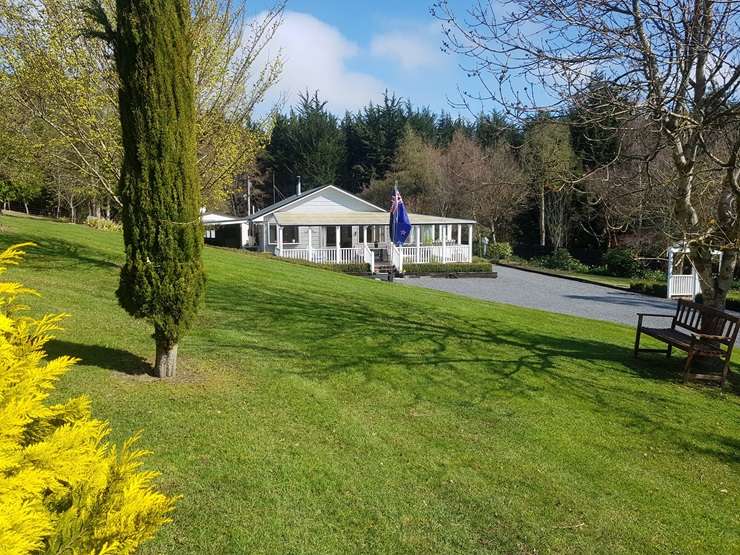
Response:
[532,248,589,273]
[603,247,640,277]
[629,281,667,297]
[277,257,371,274]
[403,262,492,274]
[323,262,371,273]
[629,281,740,312]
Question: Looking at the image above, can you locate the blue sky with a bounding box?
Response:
[248,0,479,116]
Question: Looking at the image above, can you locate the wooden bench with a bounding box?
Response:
[634,299,738,387]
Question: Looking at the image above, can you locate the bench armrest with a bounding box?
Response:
[692,333,729,341]
[636,313,673,318]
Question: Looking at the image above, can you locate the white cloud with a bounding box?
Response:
[254,11,386,114]
[369,27,443,71]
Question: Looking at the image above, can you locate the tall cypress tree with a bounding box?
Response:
[114,0,205,378]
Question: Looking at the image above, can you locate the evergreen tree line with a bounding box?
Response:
[263,90,501,196]
[258,86,672,257]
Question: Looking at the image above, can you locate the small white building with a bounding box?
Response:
[201,212,251,249]
[202,185,476,273]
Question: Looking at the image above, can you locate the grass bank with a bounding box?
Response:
[2,214,738,554]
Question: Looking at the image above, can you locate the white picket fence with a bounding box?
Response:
[400,245,469,264]
[280,247,364,264]
[385,244,400,273]
[668,274,699,298]
[279,243,471,272]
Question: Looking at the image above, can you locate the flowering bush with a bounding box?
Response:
[86,217,122,232]
[0,243,174,554]
[489,242,513,261]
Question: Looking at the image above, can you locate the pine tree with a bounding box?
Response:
[265,91,345,193]
[114,0,205,378]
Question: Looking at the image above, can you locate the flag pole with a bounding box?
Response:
[393,180,399,247]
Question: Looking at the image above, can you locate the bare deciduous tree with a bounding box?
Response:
[441,132,528,242]
[433,0,740,308]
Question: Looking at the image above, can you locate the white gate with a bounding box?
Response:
[666,243,721,300]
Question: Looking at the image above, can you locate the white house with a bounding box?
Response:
[202,185,476,273]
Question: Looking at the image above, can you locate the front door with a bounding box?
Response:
[340,226,353,248]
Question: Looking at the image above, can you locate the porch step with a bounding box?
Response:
[374,263,399,281]
[375,264,395,273]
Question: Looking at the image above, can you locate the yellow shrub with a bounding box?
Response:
[0,243,176,554]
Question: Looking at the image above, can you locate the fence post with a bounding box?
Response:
[415,225,420,262]
[468,224,474,263]
[335,225,340,263]
[667,247,673,299]
[442,226,447,263]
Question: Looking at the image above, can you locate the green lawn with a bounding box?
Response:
[2,214,739,554]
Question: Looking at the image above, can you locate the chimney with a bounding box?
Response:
[297,175,302,196]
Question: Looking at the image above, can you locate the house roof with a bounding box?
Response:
[273,212,476,226]
[201,212,250,225]
[249,185,385,221]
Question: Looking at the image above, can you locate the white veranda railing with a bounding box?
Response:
[280,247,364,265]
[363,244,375,273]
[279,243,470,271]
[389,243,404,273]
[400,244,469,264]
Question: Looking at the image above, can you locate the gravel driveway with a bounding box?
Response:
[401,265,678,327]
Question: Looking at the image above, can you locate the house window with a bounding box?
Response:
[366,225,385,244]
[326,226,336,247]
[283,226,299,244]
[268,224,299,244]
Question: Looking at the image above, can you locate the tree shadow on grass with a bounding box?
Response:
[197,277,740,463]
[46,340,150,376]
[202,279,687,391]
[0,230,120,270]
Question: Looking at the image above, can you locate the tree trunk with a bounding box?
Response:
[539,182,546,247]
[154,341,178,378]
[23,201,29,214]
[693,247,737,310]
[673,160,699,227]
[693,165,740,311]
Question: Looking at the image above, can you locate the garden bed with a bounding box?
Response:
[403,271,498,278]
[402,261,496,278]
[402,261,493,275]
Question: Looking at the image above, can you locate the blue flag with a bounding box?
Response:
[390,187,412,246]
